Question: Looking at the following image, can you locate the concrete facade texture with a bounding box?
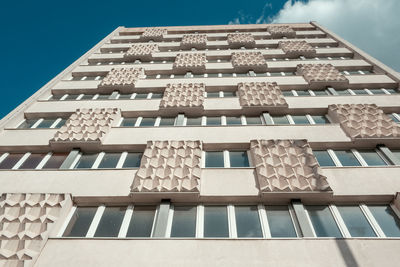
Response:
[0,22,400,266]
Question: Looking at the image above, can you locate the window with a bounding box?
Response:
[368,205,400,237]
[63,207,97,237]
[334,150,361,166]
[97,153,121,169]
[204,206,229,237]
[120,118,137,127]
[159,117,175,126]
[271,115,290,124]
[205,152,224,167]
[139,117,157,126]
[229,151,249,167]
[291,115,310,124]
[17,118,64,129]
[245,116,263,125]
[306,206,342,237]
[42,153,68,169]
[74,154,98,169]
[337,206,377,237]
[314,151,336,167]
[122,153,142,168]
[235,206,263,238]
[265,206,297,238]
[186,117,202,126]
[19,153,47,169]
[206,92,220,98]
[357,150,387,166]
[94,207,126,237]
[226,116,242,125]
[126,206,156,237]
[170,206,197,237]
[206,117,221,126]
[205,151,250,168]
[311,115,329,124]
[0,153,25,169]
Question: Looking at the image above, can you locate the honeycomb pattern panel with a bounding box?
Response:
[140,28,167,41]
[267,25,296,38]
[250,140,331,192]
[278,41,316,57]
[328,104,400,139]
[181,34,207,49]
[131,141,202,193]
[231,52,267,72]
[98,68,145,91]
[0,193,68,267]
[296,64,349,88]
[160,83,205,109]
[238,82,287,107]
[227,33,255,48]
[173,53,207,73]
[51,108,121,144]
[124,44,159,61]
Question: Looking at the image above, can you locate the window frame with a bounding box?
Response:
[202,150,251,168]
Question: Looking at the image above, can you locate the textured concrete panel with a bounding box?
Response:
[160,83,205,109]
[0,193,68,267]
[124,44,159,61]
[227,33,255,48]
[231,52,268,72]
[279,41,316,57]
[250,139,331,192]
[140,28,167,41]
[131,141,202,193]
[267,25,296,38]
[173,53,207,73]
[181,34,207,49]
[51,108,121,146]
[296,64,349,88]
[98,68,145,91]
[238,82,287,107]
[328,104,400,139]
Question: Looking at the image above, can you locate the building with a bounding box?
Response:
[1,22,400,266]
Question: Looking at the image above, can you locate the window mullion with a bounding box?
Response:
[135,117,143,127]
[196,204,204,238]
[91,152,105,169]
[116,152,128,169]
[360,204,386,237]
[257,204,270,238]
[165,205,174,238]
[36,152,52,169]
[50,118,62,129]
[154,117,161,127]
[306,114,315,124]
[286,115,295,125]
[57,206,77,237]
[31,118,43,129]
[351,149,368,166]
[118,205,134,238]
[86,205,105,238]
[227,204,237,238]
[330,205,351,238]
[223,150,230,168]
[12,152,31,169]
[327,149,342,167]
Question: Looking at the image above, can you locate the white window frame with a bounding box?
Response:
[12,152,31,170]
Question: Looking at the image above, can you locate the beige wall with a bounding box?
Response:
[34,239,400,267]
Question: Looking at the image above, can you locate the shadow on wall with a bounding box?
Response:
[336,239,359,267]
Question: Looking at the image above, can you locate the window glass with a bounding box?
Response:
[96,94,110,100]
[392,150,400,161]
[186,117,202,126]
[140,118,156,126]
[368,89,385,95]
[63,207,97,237]
[122,153,142,168]
[126,206,156,237]
[42,153,68,169]
[226,116,242,125]
[19,153,46,169]
[159,118,175,126]
[80,94,94,100]
[98,153,121,169]
[336,90,351,95]
[205,151,224,167]
[307,206,342,237]
[291,115,310,124]
[312,116,329,124]
[206,117,221,126]
[204,206,229,238]
[0,153,24,169]
[223,91,236,97]
[358,151,387,166]
[36,119,56,128]
[389,114,400,123]
[235,206,263,238]
[368,205,400,237]
[118,94,132,99]
[314,151,336,167]
[152,93,163,99]
[207,92,220,98]
[94,207,126,237]
[337,206,376,237]
[135,93,148,99]
[75,154,98,169]
[265,206,297,238]
[171,206,196,237]
[282,91,293,96]
[334,150,361,166]
[50,95,63,100]
[246,117,262,125]
[64,94,80,100]
[54,119,67,128]
[229,151,249,167]
[272,116,290,124]
[18,119,37,129]
[313,90,329,96]
[352,89,369,95]
[296,90,311,96]
[385,89,397,94]
[121,118,137,127]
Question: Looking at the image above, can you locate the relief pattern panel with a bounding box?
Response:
[160,83,205,109]
[238,82,287,107]
[124,44,159,61]
[181,34,207,49]
[227,33,256,48]
[278,40,316,57]
[140,28,167,41]
[267,26,296,38]
[296,64,349,88]
[98,68,145,91]
[173,53,207,73]
[231,52,268,72]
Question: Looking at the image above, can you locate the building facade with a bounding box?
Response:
[1,22,400,266]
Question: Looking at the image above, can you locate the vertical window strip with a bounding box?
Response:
[117,205,134,238]
[86,205,106,238]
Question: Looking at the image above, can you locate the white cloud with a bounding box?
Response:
[271,0,400,71]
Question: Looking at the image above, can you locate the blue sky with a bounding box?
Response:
[0,0,399,119]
